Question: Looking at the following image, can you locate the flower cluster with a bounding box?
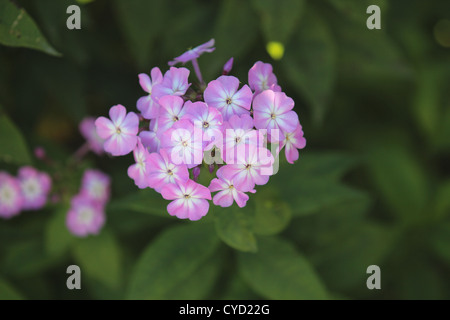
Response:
[95,39,306,221]
[66,169,110,237]
[0,167,52,219]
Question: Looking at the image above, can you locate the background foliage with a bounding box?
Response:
[1,0,450,300]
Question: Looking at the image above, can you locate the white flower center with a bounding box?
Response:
[0,185,15,206]
[78,207,94,224]
[22,179,41,199]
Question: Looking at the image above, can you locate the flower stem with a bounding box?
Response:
[192,58,204,85]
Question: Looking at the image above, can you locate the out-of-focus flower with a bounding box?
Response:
[66,195,105,237]
[80,117,105,155]
[161,179,211,221]
[95,104,139,156]
[137,67,164,119]
[80,169,111,205]
[18,166,51,210]
[168,39,215,66]
[0,172,23,219]
[139,118,161,153]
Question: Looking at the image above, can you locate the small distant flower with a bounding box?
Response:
[127,139,151,189]
[168,39,215,66]
[18,166,51,210]
[248,61,281,94]
[34,147,46,160]
[221,146,274,192]
[161,119,203,168]
[183,101,223,149]
[80,117,105,155]
[139,118,161,153]
[66,195,105,237]
[80,169,110,205]
[147,149,189,192]
[204,75,253,121]
[223,57,234,75]
[152,67,191,101]
[137,67,164,119]
[252,90,299,142]
[161,179,211,221]
[209,166,255,208]
[0,172,23,219]
[95,104,139,156]
[157,95,187,132]
[279,124,306,164]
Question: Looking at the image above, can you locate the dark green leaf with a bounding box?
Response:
[127,223,220,299]
[107,189,171,218]
[326,0,388,24]
[430,221,450,266]
[252,188,291,235]
[45,205,75,256]
[0,278,23,300]
[72,230,122,290]
[238,236,328,299]
[282,7,336,122]
[214,205,257,253]
[0,112,32,164]
[0,0,60,56]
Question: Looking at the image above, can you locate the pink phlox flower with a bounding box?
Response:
[183,100,223,150]
[209,166,255,208]
[80,169,111,205]
[157,95,188,132]
[152,67,191,101]
[279,124,306,164]
[127,139,151,189]
[161,179,211,221]
[147,148,190,193]
[137,67,163,119]
[252,90,299,143]
[248,61,281,95]
[203,75,252,121]
[66,194,105,237]
[139,118,161,153]
[0,172,23,218]
[80,117,105,155]
[18,166,51,210]
[160,119,203,169]
[221,145,274,192]
[168,39,215,66]
[95,104,139,156]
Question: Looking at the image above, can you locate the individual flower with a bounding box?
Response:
[147,149,189,192]
[160,119,203,168]
[157,95,188,132]
[127,139,151,189]
[168,39,215,66]
[79,169,111,205]
[161,179,211,221]
[252,90,299,142]
[183,101,223,149]
[139,118,161,153]
[137,67,164,119]
[95,105,139,156]
[204,75,252,121]
[66,195,105,237]
[209,166,255,208]
[18,166,51,210]
[0,172,23,219]
[80,117,105,155]
[152,67,191,101]
[248,61,281,95]
[221,146,274,192]
[222,114,263,163]
[279,124,306,164]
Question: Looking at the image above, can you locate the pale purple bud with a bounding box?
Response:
[223,57,234,75]
[193,166,201,182]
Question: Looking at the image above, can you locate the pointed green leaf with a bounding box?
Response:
[45,205,75,256]
[0,112,31,164]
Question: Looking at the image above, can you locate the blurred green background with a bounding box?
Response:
[1,0,450,300]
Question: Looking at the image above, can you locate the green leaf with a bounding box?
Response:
[366,143,429,222]
[107,189,171,218]
[0,0,60,56]
[0,278,23,300]
[251,0,304,43]
[72,230,122,290]
[113,0,168,69]
[127,223,220,299]
[214,205,257,253]
[430,221,450,266]
[282,7,336,123]
[45,205,75,256]
[434,180,450,219]
[238,236,328,299]
[252,188,291,235]
[0,112,31,164]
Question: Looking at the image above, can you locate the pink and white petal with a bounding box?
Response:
[213,190,234,207]
[252,90,275,113]
[233,190,249,208]
[276,111,299,134]
[161,184,183,200]
[127,164,148,188]
[109,105,127,126]
[232,169,256,192]
[167,199,189,219]
[138,73,152,93]
[209,178,227,192]
[95,117,116,139]
[204,80,227,103]
[188,198,209,220]
[150,67,163,85]
[285,144,299,164]
[232,85,253,110]
[217,75,240,97]
[120,112,139,135]
[274,92,294,114]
